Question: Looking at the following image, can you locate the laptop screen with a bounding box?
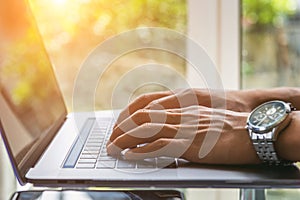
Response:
[0,0,66,169]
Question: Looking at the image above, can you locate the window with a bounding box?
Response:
[187,0,240,89]
[0,0,240,198]
[242,0,300,89]
[0,0,188,199]
[29,0,188,111]
[241,0,300,198]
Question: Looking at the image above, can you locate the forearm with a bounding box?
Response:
[238,87,300,110]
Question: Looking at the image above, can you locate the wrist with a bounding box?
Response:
[275,111,300,162]
[224,111,261,164]
[244,87,300,110]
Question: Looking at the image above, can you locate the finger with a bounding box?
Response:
[115,91,172,127]
[107,123,178,156]
[124,138,188,160]
[145,90,199,110]
[109,109,182,142]
[109,105,212,153]
[144,94,180,110]
[124,138,173,160]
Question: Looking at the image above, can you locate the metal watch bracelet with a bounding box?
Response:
[250,130,292,165]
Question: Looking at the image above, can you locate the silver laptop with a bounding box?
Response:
[1,0,300,188]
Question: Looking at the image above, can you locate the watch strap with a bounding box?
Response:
[250,130,292,165]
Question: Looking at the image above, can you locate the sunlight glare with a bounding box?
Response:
[52,0,68,7]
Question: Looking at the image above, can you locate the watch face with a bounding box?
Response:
[248,101,289,132]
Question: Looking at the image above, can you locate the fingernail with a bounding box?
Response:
[124,150,132,158]
[107,143,122,156]
[124,151,137,160]
[106,140,111,147]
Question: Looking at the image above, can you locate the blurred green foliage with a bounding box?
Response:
[3,28,59,109]
[30,0,187,48]
[26,0,187,110]
[242,0,300,89]
[243,0,297,27]
[83,0,187,32]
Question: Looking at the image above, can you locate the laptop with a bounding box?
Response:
[1,0,300,188]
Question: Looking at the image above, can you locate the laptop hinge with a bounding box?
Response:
[19,114,67,181]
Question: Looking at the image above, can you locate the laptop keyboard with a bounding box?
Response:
[63,118,178,169]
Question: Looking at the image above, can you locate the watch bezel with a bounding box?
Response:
[246,100,291,133]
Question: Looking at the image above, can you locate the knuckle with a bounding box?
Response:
[147,99,163,109]
[140,122,152,130]
[154,138,169,148]
[134,109,147,116]
[147,100,157,107]
[137,93,150,102]
[132,109,149,123]
[151,99,160,104]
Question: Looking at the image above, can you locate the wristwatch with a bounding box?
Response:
[246,100,295,165]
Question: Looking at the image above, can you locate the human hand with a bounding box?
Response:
[113,88,253,129]
[107,105,260,165]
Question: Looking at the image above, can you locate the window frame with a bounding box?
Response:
[187,0,240,89]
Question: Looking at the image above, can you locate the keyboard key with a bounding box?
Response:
[137,159,156,169]
[80,154,98,159]
[117,159,136,169]
[86,143,102,147]
[82,150,100,155]
[63,118,95,168]
[98,156,116,161]
[64,117,117,169]
[78,159,97,163]
[100,148,107,155]
[87,138,104,142]
[83,147,101,152]
[96,160,116,169]
[76,163,95,169]
[89,134,104,137]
